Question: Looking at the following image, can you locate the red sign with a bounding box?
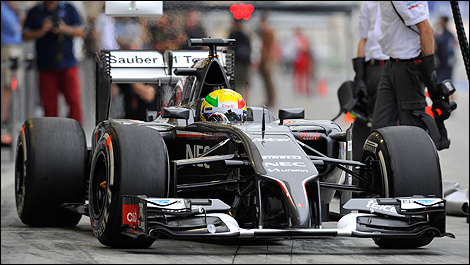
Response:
[230,3,254,20]
[122,204,139,228]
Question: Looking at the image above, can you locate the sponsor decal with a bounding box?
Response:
[170,51,209,67]
[186,144,211,168]
[221,103,236,108]
[110,55,160,64]
[149,199,179,206]
[252,138,291,142]
[173,55,194,65]
[122,204,139,228]
[296,131,320,140]
[400,198,442,209]
[177,131,223,140]
[264,158,309,173]
[365,200,397,213]
[264,162,306,167]
[262,155,301,160]
[415,199,438,205]
[267,168,308,173]
[406,1,419,10]
[151,199,171,205]
[363,140,378,154]
[108,51,165,68]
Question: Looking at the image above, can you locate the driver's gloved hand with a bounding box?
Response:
[352,57,368,99]
[414,54,440,101]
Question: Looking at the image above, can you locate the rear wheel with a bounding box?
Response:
[15,118,87,227]
[89,123,169,248]
[360,126,442,248]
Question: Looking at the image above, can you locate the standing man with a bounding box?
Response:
[22,1,85,124]
[259,11,276,109]
[1,1,23,146]
[350,1,389,160]
[372,1,450,149]
[181,10,206,50]
[434,15,457,84]
[293,28,314,96]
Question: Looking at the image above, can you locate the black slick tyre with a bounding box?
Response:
[15,117,87,227]
[360,126,442,249]
[89,123,169,248]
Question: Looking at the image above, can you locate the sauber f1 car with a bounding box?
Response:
[15,38,454,249]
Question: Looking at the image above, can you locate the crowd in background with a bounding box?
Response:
[1,1,464,146]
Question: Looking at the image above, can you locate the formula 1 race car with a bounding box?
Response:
[14,38,454,249]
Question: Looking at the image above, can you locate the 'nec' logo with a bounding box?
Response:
[230,3,254,20]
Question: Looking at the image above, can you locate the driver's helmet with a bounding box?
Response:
[200,89,247,122]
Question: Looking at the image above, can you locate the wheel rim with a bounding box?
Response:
[360,155,384,198]
[15,142,25,214]
[91,151,108,218]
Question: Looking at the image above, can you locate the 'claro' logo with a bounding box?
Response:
[122,204,139,228]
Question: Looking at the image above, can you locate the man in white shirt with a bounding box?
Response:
[372,1,451,150]
[350,1,390,161]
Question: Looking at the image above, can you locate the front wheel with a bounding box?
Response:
[360,126,442,248]
[89,123,169,248]
[15,118,87,227]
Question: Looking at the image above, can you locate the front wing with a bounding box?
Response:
[121,195,453,240]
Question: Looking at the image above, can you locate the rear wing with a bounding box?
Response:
[94,48,234,125]
[103,49,232,84]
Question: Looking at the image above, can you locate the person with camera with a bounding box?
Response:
[22,1,86,124]
[372,1,456,150]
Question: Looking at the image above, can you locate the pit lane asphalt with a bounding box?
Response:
[2,69,468,264]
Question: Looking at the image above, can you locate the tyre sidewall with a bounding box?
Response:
[15,118,86,227]
[89,125,169,248]
[89,131,117,242]
[361,126,442,198]
[360,131,393,197]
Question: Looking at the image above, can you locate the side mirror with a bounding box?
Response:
[279,108,304,125]
[161,107,190,120]
[337,81,357,113]
[246,107,254,121]
[332,80,357,121]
